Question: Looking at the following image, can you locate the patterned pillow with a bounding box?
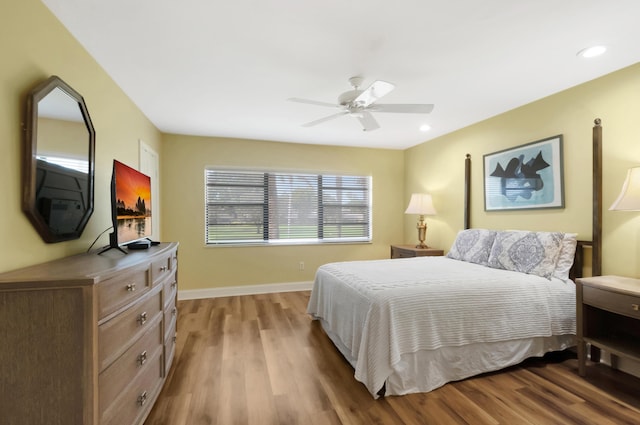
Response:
[487,230,564,279]
[447,229,497,266]
[553,233,578,281]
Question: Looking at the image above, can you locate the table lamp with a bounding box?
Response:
[610,167,640,211]
[405,193,437,248]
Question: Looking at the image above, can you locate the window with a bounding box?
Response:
[205,169,371,245]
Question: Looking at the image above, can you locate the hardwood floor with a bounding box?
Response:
[144,291,640,425]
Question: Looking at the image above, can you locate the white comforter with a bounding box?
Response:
[307,256,576,397]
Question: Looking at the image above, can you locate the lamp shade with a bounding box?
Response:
[610,167,640,211]
[405,193,437,215]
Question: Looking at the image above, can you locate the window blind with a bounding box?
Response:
[205,170,371,244]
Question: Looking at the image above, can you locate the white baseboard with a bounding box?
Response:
[178,281,314,300]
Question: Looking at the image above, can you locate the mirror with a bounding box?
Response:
[23,75,95,243]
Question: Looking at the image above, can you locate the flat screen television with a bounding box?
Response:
[99,160,152,254]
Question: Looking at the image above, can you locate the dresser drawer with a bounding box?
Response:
[390,245,444,259]
[98,266,151,319]
[583,285,640,320]
[151,253,173,286]
[163,316,177,376]
[100,348,164,425]
[162,271,178,308]
[99,288,163,372]
[164,302,178,340]
[99,321,163,418]
[392,246,415,258]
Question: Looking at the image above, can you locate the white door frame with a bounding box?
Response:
[139,140,160,240]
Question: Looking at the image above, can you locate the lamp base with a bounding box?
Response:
[415,216,428,250]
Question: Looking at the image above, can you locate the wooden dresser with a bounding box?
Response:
[0,242,178,425]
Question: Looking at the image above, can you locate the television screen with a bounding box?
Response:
[99,160,152,254]
[114,160,152,245]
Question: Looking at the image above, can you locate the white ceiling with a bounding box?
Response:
[42,0,640,150]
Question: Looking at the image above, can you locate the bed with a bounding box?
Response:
[307,229,583,397]
[308,120,604,398]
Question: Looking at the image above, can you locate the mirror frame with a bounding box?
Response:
[23,75,96,243]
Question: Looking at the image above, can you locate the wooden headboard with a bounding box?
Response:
[462,118,603,279]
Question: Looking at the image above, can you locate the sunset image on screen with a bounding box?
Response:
[115,161,151,219]
[114,160,152,243]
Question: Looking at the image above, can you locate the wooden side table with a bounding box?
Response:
[576,275,640,376]
[390,244,444,259]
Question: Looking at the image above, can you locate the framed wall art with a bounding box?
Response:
[483,135,564,211]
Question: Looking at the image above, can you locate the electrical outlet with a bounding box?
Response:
[299,261,305,271]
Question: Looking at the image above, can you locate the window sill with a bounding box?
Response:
[204,240,372,248]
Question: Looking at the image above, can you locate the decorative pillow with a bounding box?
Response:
[446,229,497,266]
[487,230,564,279]
[553,233,578,281]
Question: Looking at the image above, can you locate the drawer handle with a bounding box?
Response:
[137,391,148,406]
[126,283,136,292]
[137,350,147,366]
[160,266,167,272]
[633,304,639,311]
[172,335,177,344]
[172,307,177,316]
[171,281,177,288]
[137,311,148,325]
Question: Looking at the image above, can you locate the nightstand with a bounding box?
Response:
[390,245,444,259]
[576,275,640,377]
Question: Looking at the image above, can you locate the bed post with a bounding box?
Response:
[464,153,471,230]
[593,119,602,276]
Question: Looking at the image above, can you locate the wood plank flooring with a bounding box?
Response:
[144,291,640,425]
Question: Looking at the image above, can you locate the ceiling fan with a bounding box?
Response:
[288,76,434,132]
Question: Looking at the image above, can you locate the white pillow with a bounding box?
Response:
[447,229,497,266]
[487,230,564,279]
[553,233,578,281]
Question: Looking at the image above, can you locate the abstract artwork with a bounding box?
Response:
[483,135,564,211]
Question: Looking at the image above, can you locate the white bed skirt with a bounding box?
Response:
[318,318,574,396]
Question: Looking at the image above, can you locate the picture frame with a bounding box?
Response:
[483,135,564,211]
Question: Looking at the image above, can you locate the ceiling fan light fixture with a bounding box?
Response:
[289,77,434,132]
[349,76,364,89]
[577,45,607,58]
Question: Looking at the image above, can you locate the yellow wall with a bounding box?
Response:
[0,0,162,273]
[3,1,640,287]
[405,62,640,278]
[161,135,404,290]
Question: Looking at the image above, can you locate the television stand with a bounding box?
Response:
[97,235,158,255]
[97,232,127,255]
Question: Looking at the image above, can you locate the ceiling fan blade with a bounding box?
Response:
[357,111,380,132]
[354,80,395,107]
[288,97,337,108]
[302,111,348,127]
[369,104,434,114]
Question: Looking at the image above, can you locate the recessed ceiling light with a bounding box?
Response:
[419,124,431,132]
[577,45,607,58]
